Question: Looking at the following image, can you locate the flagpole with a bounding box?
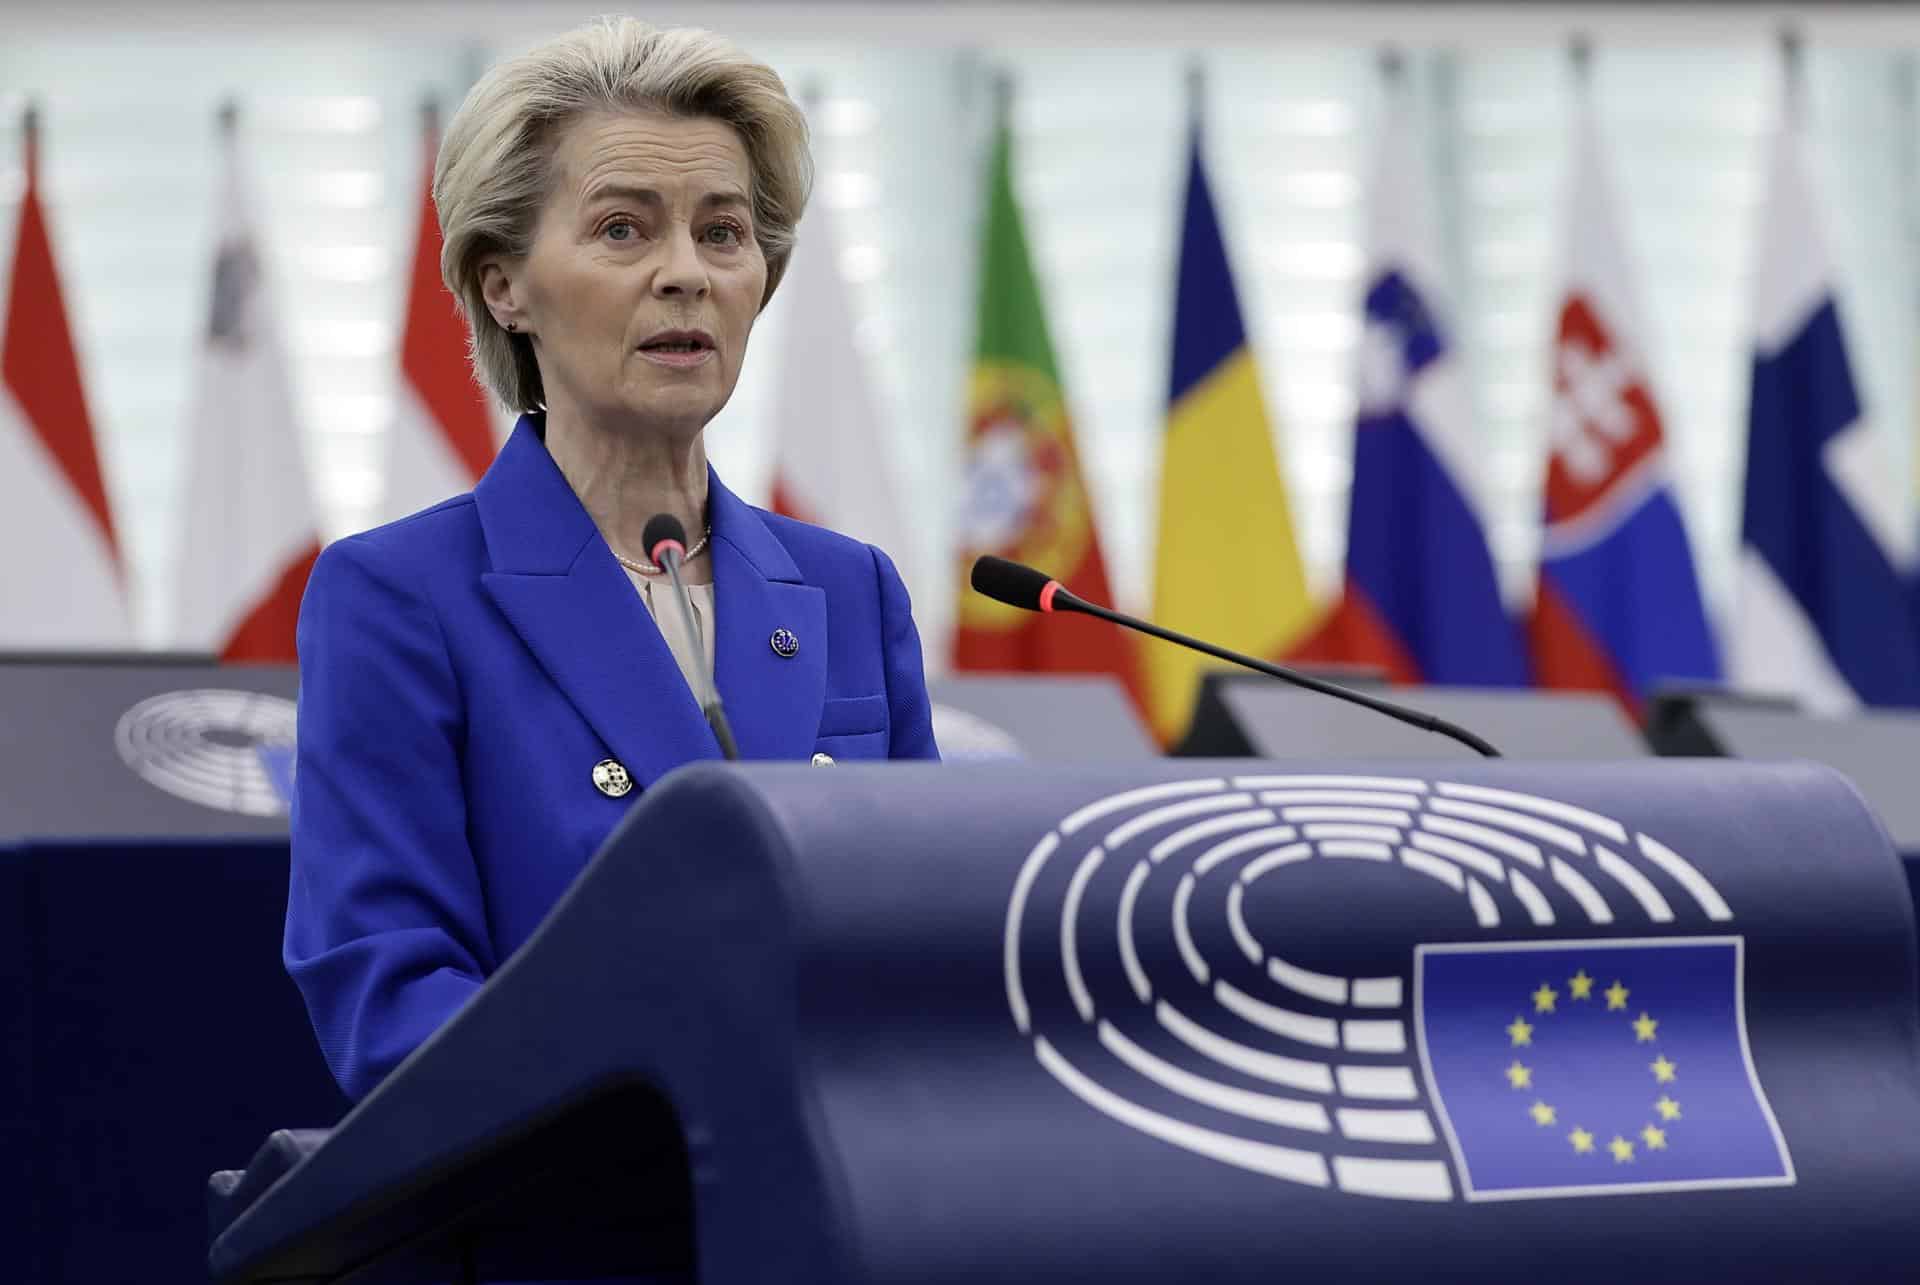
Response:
[1901,50,1920,541]
[1378,44,1405,91]
[1568,32,1593,92]
[20,100,39,188]
[1779,23,1806,129]
[992,65,1013,132]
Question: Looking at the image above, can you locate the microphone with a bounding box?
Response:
[643,512,740,761]
[970,555,1501,758]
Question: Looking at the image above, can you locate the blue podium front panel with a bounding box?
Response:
[214,761,1920,1284]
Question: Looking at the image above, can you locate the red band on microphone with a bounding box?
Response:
[1038,581,1062,613]
[649,539,687,565]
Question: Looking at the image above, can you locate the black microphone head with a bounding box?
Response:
[642,512,689,565]
[970,556,1056,612]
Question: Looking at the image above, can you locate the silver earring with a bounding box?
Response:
[505,320,518,332]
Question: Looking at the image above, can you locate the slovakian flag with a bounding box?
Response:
[0,107,130,646]
[768,127,914,587]
[174,106,323,663]
[1531,95,1720,716]
[1292,86,1523,687]
[1733,105,1920,710]
[953,94,1140,707]
[1145,103,1314,740]
[382,103,496,521]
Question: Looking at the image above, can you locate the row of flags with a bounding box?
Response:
[3,71,1916,736]
[0,106,488,660]
[950,68,1920,737]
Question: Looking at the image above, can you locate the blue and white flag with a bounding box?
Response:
[1733,112,1920,710]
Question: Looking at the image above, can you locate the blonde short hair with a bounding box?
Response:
[436,16,812,411]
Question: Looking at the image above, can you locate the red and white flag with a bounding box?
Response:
[173,110,321,662]
[0,110,130,646]
[382,106,496,520]
[766,181,913,583]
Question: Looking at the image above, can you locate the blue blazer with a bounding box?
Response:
[286,416,939,1100]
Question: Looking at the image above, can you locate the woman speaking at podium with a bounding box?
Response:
[286,18,939,1102]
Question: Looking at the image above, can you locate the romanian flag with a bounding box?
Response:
[1145,115,1313,741]
[952,99,1138,703]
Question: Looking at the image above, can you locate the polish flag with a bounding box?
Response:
[173,108,322,662]
[381,105,496,521]
[0,108,130,646]
[766,166,913,581]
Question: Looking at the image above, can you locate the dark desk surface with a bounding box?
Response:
[2,838,347,1284]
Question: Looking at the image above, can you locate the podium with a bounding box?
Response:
[212,760,1920,1282]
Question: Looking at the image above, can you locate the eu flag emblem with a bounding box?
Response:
[1417,937,1793,1200]
[256,744,296,809]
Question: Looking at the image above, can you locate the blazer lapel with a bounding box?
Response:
[475,418,717,790]
[708,471,827,760]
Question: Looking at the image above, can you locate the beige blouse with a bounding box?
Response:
[621,566,717,701]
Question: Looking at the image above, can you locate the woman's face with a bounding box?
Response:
[491,109,769,437]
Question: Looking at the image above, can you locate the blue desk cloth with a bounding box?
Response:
[1,838,346,1283]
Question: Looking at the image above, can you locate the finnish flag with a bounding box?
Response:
[1733,104,1920,709]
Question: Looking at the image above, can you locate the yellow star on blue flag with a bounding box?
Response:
[1416,938,1793,1198]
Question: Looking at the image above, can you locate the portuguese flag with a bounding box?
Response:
[951,102,1141,709]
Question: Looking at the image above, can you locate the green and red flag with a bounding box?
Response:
[951,98,1141,708]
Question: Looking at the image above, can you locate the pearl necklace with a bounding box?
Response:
[613,529,711,576]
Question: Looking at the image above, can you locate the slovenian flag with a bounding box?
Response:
[1733,102,1920,710]
[1530,93,1720,716]
[1296,87,1523,686]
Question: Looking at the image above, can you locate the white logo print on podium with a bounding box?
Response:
[1002,774,1791,1203]
[114,688,297,817]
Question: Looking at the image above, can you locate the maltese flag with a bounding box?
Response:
[0,110,130,646]
[1298,88,1525,684]
[1531,96,1720,716]
[766,173,912,583]
[381,106,496,521]
[1733,110,1920,710]
[173,110,322,662]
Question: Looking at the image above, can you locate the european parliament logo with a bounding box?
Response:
[1002,774,1795,1203]
[114,688,298,816]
